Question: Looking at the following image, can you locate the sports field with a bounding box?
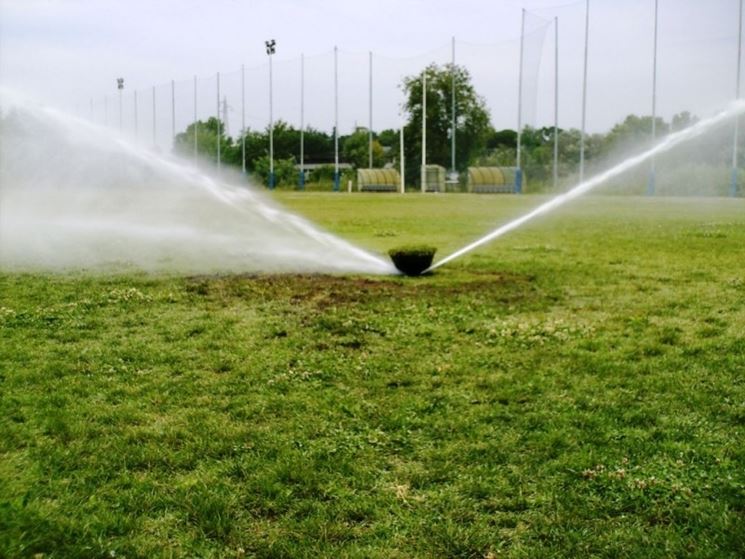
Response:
[1,193,744,557]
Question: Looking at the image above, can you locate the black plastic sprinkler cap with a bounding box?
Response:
[388,245,437,276]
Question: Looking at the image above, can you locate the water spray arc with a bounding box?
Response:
[426,101,745,273]
[0,92,394,275]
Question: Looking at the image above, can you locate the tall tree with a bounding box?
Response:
[401,63,492,185]
[341,129,384,169]
[231,122,335,172]
[173,117,232,162]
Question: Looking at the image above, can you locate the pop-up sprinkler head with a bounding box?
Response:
[388,245,437,276]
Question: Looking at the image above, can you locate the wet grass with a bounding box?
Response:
[1,194,745,558]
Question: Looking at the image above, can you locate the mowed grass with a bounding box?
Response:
[1,193,745,558]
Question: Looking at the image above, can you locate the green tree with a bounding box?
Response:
[377,128,399,148]
[602,114,670,156]
[232,123,334,174]
[401,63,492,186]
[173,117,232,162]
[487,129,517,150]
[671,111,698,132]
[252,155,297,187]
[341,129,385,169]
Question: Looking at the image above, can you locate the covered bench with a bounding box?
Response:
[468,166,521,193]
[357,168,401,192]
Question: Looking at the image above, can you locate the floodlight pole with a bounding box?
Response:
[369,51,373,169]
[152,86,156,147]
[516,9,526,193]
[334,45,340,191]
[171,79,176,146]
[242,64,247,175]
[421,70,427,193]
[648,0,659,196]
[553,17,560,191]
[451,36,456,175]
[300,54,305,189]
[266,39,276,189]
[400,125,405,194]
[216,72,221,172]
[193,75,198,164]
[117,78,124,133]
[579,0,590,184]
[732,0,743,197]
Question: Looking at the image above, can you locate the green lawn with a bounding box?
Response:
[1,193,744,558]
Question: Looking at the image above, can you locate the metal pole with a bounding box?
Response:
[334,45,340,191]
[119,90,123,132]
[194,75,198,163]
[369,51,373,169]
[553,17,560,191]
[516,9,526,193]
[400,125,405,194]
[648,0,659,196]
[171,80,176,146]
[269,54,275,189]
[216,72,221,171]
[241,64,246,174]
[421,70,427,192]
[134,90,138,139]
[579,0,590,184]
[152,86,156,147]
[451,36,456,175]
[300,54,305,189]
[733,0,743,197]
[104,95,108,127]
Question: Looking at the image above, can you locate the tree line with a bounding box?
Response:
[174,63,742,194]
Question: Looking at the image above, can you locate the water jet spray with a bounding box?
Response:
[425,100,745,273]
[0,90,395,275]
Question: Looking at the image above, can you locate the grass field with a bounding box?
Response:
[1,193,744,558]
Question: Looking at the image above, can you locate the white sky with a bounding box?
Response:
[0,0,741,143]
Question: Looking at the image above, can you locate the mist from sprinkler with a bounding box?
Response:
[0,89,395,275]
[425,99,745,274]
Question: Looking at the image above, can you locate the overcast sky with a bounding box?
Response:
[1,0,741,142]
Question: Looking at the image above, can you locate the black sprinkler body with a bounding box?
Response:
[388,245,437,276]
